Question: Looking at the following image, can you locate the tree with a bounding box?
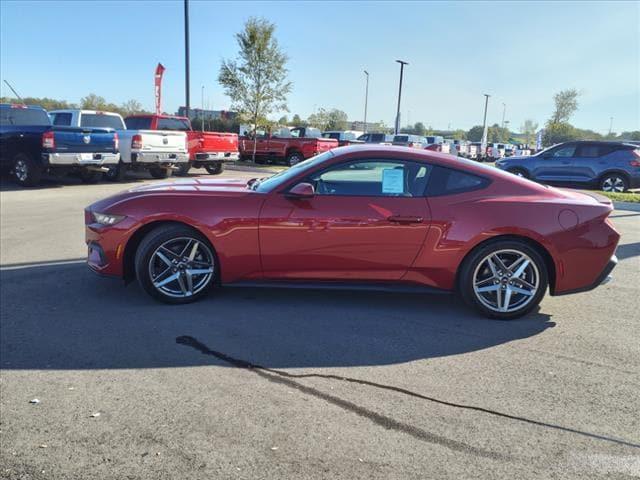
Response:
[291,114,303,126]
[120,99,146,116]
[307,108,329,130]
[467,125,484,142]
[520,119,538,145]
[218,17,292,161]
[451,129,466,140]
[542,122,577,146]
[325,109,348,130]
[277,115,288,125]
[618,130,640,141]
[550,89,579,124]
[413,122,426,136]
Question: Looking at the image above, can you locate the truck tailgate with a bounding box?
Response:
[194,132,239,153]
[53,127,116,153]
[137,130,187,152]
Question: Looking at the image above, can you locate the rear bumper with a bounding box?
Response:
[131,152,189,164]
[45,152,120,166]
[193,151,239,164]
[554,255,618,296]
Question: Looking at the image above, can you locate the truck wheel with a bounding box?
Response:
[79,169,103,184]
[205,163,224,175]
[175,163,192,177]
[105,162,127,182]
[150,167,171,179]
[286,151,303,167]
[13,153,43,187]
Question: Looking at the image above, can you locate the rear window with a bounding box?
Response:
[0,106,51,126]
[393,135,409,142]
[80,113,124,130]
[322,132,341,140]
[125,117,152,130]
[51,112,72,126]
[157,117,190,131]
[427,165,489,196]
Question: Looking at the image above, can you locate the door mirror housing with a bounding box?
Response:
[286,182,315,199]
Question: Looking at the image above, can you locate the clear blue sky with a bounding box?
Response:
[1,0,638,133]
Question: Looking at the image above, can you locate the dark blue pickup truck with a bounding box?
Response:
[0,104,120,186]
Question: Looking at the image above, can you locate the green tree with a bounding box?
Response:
[618,130,640,141]
[291,113,303,126]
[467,125,484,142]
[120,99,147,116]
[413,122,426,136]
[451,129,466,140]
[325,109,348,130]
[307,108,329,130]
[277,115,288,125]
[550,89,580,124]
[218,17,292,161]
[542,122,577,146]
[520,119,539,145]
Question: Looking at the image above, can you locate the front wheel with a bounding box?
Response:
[205,163,223,175]
[459,240,548,320]
[508,168,529,179]
[286,151,303,167]
[135,225,217,304]
[149,167,172,179]
[13,153,43,187]
[599,173,628,193]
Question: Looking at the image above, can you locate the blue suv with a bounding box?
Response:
[495,141,640,192]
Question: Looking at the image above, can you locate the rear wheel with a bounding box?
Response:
[508,168,529,179]
[13,153,43,187]
[459,240,548,320]
[135,225,216,304]
[149,167,171,179]
[105,162,127,182]
[599,173,628,193]
[174,163,192,177]
[286,151,303,167]
[205,163,224,175]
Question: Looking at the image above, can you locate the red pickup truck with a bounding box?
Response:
[239,127,338,166]
[124,114,239,175]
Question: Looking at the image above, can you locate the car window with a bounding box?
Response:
[52,112,72,126]
[157,118,190,131]
[427,165,488,196]
[575,144,601,158]
[80,113,124,129]
[0,107,51,126]
[308,160,431,197]
[551,145,576,157]
[124,117,152,130]
[322,132,341,140]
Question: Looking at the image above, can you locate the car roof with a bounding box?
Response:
[49,109,122,116]
[0,103,46,111]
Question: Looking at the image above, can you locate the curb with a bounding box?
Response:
[613,201,640,212]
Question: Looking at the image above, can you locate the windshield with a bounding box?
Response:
[252,151,334,193]
[80,113,125,130]
[0,106,51,126]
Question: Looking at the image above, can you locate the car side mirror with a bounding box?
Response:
[286,182,315,199]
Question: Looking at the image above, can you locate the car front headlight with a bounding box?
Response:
[93,212,126,226]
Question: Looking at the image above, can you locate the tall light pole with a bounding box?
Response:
[184,0,191,119]
[481,94,491,154]
[608,117,613,135]
[201,85,205,132]
[363,70,369,132]
[394,60,408,135]
[501,102,506,129]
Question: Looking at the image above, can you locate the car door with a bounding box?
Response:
[532,143,577,182]
[572,143,607,184]
[259,159,431,281]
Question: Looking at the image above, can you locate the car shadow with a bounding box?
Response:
[616,241,640,261]
[0,263,554,371]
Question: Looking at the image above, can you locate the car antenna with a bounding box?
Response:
[3,80,25,105]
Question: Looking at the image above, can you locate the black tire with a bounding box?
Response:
[174,163,192,177]
[508,168,529,179]
[79,170,103,184]
[458,239,548,320]
[599,173,628,193]
[105,162,127,182]
[205,163,224,175]
[13,153,43,187]
[135,224,217,304]
[149,167,171,179]
[286,151,303,167]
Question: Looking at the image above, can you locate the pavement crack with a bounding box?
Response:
[176,335,640,451]
[175,335,505,460]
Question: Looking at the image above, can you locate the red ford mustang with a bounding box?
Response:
[85,145,619,319]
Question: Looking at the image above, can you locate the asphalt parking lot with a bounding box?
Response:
[1,168,639,479]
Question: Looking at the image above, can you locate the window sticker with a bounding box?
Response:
[382,168,404,194]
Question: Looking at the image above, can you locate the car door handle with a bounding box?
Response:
[387,215,423,224]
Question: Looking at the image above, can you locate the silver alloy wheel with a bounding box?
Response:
[148,237,214,298]
[288,153,302,166]
[14,159,28,182]
[601,176,625,193]
[472,249,539,313]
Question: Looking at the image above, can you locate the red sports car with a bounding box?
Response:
[85,145,619,319]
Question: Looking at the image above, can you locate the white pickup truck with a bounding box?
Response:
[48,109,188,181]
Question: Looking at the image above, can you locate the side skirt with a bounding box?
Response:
[223,280,452,295]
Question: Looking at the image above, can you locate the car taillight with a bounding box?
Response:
[131,134,143,150]
[113,132,119,150]
[42,130,55,149]
[631,150,640,166]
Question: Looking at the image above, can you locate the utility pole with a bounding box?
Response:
[481,94,490,154]
[363,70,369,132]
[608,117,613,135]
[394,60,408,135]
[184,0,191,119]
[501,102,506,129]
[201,85,205,132]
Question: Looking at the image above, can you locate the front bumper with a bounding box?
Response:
[131,152,189,164]
[45,152,120,166]
[555,255,618,295]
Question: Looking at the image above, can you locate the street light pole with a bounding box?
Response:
[363,70,369,133]
[481,94,490,154]
[501,102,506,129]
[394,60,408,135]
[184,0,191,119]
[201,85,205,132]
[608,117,613,135]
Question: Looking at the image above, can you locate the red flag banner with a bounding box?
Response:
[154,63,166,115]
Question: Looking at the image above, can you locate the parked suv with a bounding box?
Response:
[357,132,394,144]
[495,141,640,192]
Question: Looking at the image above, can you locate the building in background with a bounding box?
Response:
[350,121,387,132]
[176,107,237,120]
